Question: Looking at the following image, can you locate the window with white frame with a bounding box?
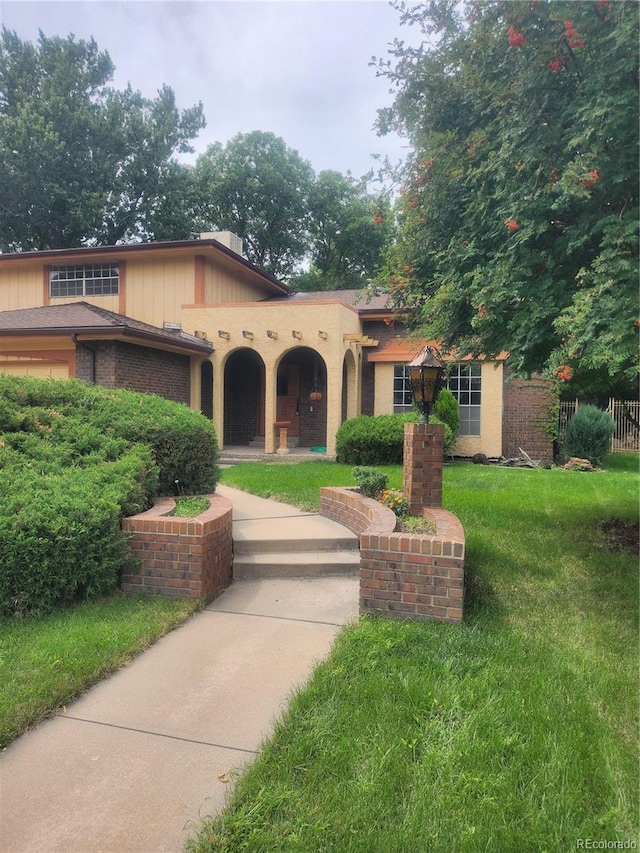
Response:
[447,363,481,435]
[49,264,119,298]
[393,364,414,413]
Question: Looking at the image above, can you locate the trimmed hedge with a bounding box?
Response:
[335,398,458,467]
[336,414,418,465]
[0,376,220,616]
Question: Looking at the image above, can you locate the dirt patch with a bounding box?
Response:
[599,519,639,555]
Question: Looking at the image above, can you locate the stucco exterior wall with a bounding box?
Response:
[183,300,366,455]
[452,361,503,458]
[373,360,504,458]
[374,362,395,415]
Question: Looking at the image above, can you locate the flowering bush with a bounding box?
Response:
[379,489,409,517]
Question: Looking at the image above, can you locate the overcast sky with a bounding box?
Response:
[1,0,421,181]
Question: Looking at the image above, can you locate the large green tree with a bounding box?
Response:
[0,28,204,250]
[290,170,394,291]
[193,131,315,279]
[374,0,638,389]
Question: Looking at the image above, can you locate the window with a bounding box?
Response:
[50,264,119,298]
[447,363,481,435]
[393,364,414,413]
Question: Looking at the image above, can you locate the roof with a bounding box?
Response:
[0,237,290,298]
[269,288,395,316]
[368,338,509,363]
[0,302,213,355]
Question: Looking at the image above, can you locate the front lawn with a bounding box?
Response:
[190,455,638,851]
[0,594,201,747]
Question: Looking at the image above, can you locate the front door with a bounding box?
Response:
[276,364,300,437]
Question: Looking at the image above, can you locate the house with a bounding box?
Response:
[0,233,554,461]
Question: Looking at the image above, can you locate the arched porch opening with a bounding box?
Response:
[277,348,327,449]
[342,348,357,423]
[223,348,265,446]
[200,360,213,419]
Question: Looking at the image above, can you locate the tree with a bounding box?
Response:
[0,28,204,250]
[193,131,315,279]
[373,1,638,388]
[290,170,394,291]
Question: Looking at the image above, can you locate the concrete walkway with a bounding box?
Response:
[0,489,359,853]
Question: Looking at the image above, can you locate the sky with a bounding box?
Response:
[1,0,423,182]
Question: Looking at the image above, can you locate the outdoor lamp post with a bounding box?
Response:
[407,346,445,422]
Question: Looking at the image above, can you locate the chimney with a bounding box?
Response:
[200,231,243,256]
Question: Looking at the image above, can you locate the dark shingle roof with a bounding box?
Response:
[0,302,213,354]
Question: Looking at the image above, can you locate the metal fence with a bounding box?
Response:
[558,399,640,453]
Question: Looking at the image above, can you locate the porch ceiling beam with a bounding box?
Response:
[343,333,379,347]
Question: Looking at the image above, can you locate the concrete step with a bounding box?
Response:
[233,532,358,555]
[232,509,359,556]
[233,550,360,580]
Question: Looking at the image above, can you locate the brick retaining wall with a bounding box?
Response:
[121,494,233,601]
[320,487,464,624]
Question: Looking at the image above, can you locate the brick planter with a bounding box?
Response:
[121,494,233,601]
[320,487,464,624]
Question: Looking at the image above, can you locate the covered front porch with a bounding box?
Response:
[184,297,375,456]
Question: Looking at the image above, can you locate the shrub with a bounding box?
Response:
[432,388,460,448]
[336,405,456,467]
[563,404,615,466]
[0,375,220,615]
[0,458,147,617]
[336,414,418,465]
[353,466,388,498]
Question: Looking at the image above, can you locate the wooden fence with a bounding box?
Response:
[558,399,640,453]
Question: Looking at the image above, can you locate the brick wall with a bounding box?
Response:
[76,341,191,405]
[121,494,233,601]
[361,320,403,415]
[320,486,464,625]
[502,369,556,462]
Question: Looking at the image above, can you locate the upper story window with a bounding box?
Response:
[49,264,119,298]
[447,363,481,435]
[393,364,414,414]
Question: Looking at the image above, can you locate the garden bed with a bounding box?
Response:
[121,494,233,601]
[320,487,465,624]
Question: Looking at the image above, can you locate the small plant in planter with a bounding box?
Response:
[380,489,409,517]
[396,514,437,535]
[352,466,388,498]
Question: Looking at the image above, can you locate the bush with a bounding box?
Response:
[0,376,220,616]
[336,414,417,465]
[353,466,388,498]
[563,404,615,466]
[336,399,457,467]
[432,388,460,448]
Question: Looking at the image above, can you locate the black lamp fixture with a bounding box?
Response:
[407,345,445,423]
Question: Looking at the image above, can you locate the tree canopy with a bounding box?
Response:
[374,0,639,389]
[0,27,204,250]
[290,170,394,291]
[193,131,315,279]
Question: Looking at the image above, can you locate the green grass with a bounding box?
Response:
[174,496,210,516]
[220,460,400,510]
[191,454,639,852]
[0,594,201,747]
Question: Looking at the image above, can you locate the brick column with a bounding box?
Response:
[403,422,444,513]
